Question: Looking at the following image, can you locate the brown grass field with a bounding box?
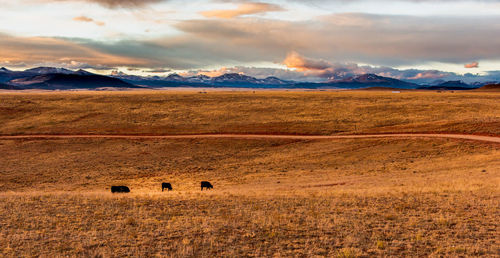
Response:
[0,90,499,257]
[0,90,499,136]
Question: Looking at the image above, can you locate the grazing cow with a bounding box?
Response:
[201,181,213,191]
[162,182,173,192]
[111,186,130,193]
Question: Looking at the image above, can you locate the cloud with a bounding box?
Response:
[464,61,479,68]
[2,10,500,79]
[65,60,114,70]
[282,51,379,80]
[0,33,149,68]
[91,0,163,8]
[179,66,321,81]
[406,71,448,80]
[73,16,93,22]
[181,66,305,80]
[174,13,500,67]
[201,2,284,19]
[283,51,331,71]
[143,68,171,73]
[180,53,457,83]
[288,0,500,3]
[281,52,457,82]
[282,51,358,79]
[180,68,229,78]
[179,64,463,84]
[48,0,164,8]
[73,16,105,26]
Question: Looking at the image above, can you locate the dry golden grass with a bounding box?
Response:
[0,137,499,256]
[0,91,499,256]
[1,191,498,257]
[0,138,498,192]
[0,90,499,136]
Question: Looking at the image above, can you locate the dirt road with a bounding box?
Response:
[0,133,499,143]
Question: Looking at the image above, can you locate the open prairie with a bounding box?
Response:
[0,91,499,136]
[0,91,499,257]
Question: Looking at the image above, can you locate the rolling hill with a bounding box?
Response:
[0,83,22,90]
[2,67,139,90]
[475,83,500,91]
[9,73,139,90]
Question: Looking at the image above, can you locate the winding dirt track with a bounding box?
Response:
[0,133,499,143]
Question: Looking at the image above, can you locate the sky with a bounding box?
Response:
[1,0,500,83]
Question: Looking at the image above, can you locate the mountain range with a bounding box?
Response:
[1,67,137,90]
[292,74,419,89]
[111,71,292,88]
[0,67,497,90]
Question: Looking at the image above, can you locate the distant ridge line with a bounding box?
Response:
[0,133,499,143]
[3,66,494,90]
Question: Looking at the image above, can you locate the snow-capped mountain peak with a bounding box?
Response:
[166,73,185,81]
[75,69,94,75]
[24,67,74,75]
[213,73,258,83]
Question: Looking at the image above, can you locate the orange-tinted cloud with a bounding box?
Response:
[175,14,500,68]
[73,16,105,26]
[283,51,331,71]
[0,33,148,68]
[407,71,447,80]
[179,66,320,81]
[281,51,455,81]
[180,67,237,77]
[178,63,456,83]
[201,2,284,19]
[464,61,479,68]
[73,16,93,22]
[282,51,342,78]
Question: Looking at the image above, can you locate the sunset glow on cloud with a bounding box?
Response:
[465,62,479,69]
[73,16,106,26]
[0,0,499,82]
[200,2,283,19]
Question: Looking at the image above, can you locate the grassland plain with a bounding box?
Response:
[0,91,499,257]
[0,91,499,136]
[0,137,499,256]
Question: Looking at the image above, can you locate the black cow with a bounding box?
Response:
[162,182,173,192]
[111,186,130,193]
[201,181,213,191]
